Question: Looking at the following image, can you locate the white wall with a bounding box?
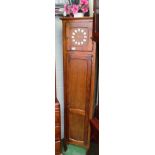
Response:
[0,0,54,154]
[55,16,64,138]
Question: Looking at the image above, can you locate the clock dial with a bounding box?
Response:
[71,28,88,46]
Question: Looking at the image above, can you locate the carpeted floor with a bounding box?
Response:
[62,144,86,155]
[62,143,99,155]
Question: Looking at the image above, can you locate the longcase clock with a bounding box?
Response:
[61,17,96,148]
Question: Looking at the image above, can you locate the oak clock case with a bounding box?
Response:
[61,17,96,149]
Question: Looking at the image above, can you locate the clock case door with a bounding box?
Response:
[66,53,93,146]
[66,22,93,51]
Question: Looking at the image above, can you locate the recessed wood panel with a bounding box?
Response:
[68,58,87,110]
[69,113,85,141]
[66,53,92,145]
[55,141,61,155]
[55,111,60,126]
[55,126,61,141]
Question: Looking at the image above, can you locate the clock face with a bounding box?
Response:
[71,28,88,46]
